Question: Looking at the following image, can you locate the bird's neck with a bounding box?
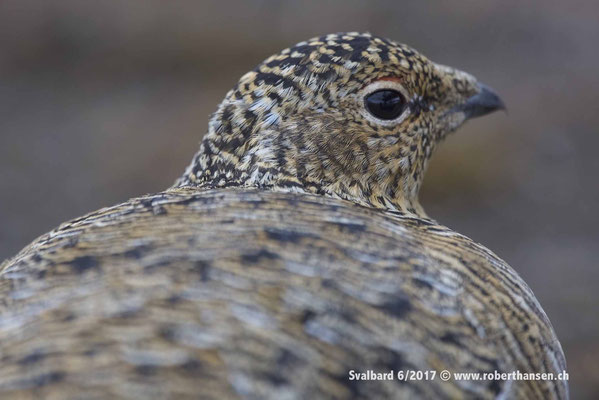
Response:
[174,133,428,218]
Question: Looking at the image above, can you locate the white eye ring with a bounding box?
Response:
[359,80,411,127]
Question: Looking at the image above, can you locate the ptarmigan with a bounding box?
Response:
[0,32,568,399]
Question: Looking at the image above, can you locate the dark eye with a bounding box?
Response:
[365,89,406,120]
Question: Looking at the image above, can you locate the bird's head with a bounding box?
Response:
[176,32,504,217]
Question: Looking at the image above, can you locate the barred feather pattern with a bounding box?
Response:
[0,189,566,399]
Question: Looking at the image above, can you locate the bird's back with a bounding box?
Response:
[0,188,567,399]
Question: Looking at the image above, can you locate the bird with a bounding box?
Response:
[0,32,567,399]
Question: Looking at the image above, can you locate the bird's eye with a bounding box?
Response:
[365,89,406,120]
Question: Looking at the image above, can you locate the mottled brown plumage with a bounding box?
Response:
[1,33,567,399]
[175,32,497,216]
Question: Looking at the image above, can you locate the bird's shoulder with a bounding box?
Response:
[0,187,566,399]
[1,186,502,285]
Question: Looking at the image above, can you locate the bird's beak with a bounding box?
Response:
[459,83,506,120]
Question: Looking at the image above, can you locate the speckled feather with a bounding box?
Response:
[0,33,567,399]
[175,32,480,216]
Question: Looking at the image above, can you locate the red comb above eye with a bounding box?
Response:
[376,76,403,83]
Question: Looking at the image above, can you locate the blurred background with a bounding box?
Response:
[0,0,597,397]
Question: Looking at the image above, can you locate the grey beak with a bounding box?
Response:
[460,83,506,119]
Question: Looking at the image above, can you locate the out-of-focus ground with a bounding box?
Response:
[0,1,597,397]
